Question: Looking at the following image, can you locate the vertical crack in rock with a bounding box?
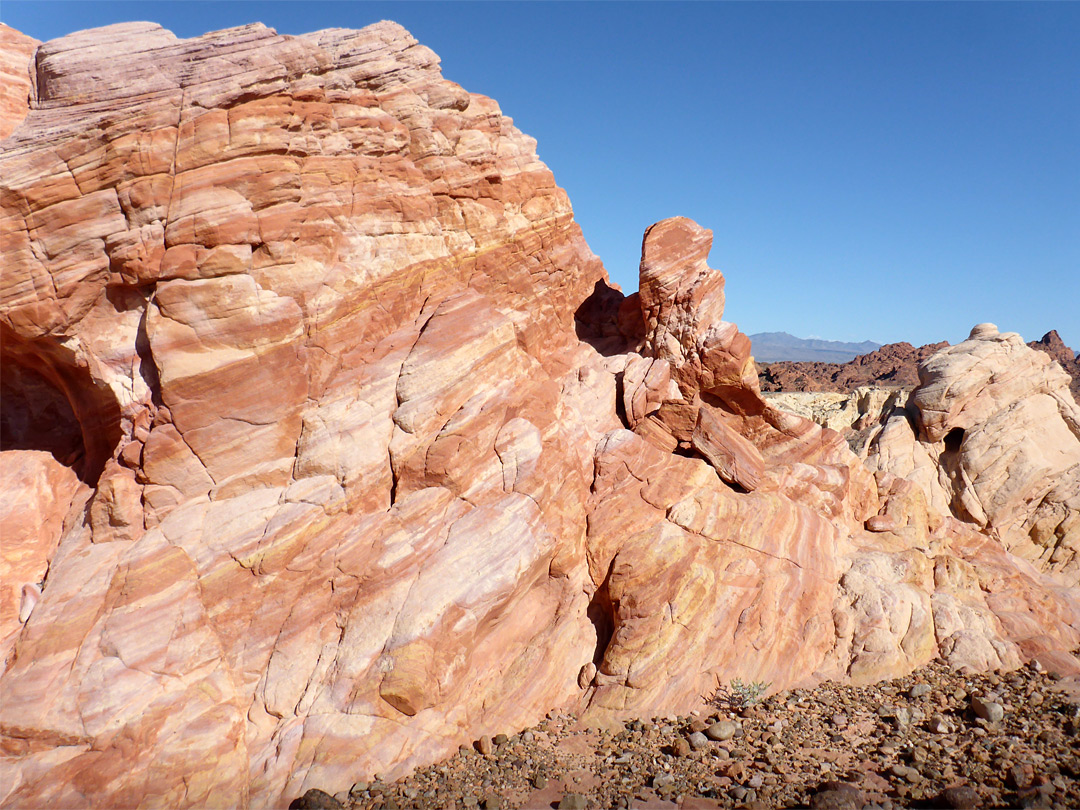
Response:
[135,290,162,407]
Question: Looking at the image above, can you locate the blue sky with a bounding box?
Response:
[4,2,1078,349]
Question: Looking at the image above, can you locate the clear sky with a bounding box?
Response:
[4,1,1078,350]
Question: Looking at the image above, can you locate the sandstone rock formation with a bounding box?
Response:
[867,324,1080,588]
[2,21,1078,810]
[763,387,910,456]
[0,25,37,139]
[1029,329,1080,401]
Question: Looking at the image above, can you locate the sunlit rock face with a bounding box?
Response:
[2,22,1078,810]
[0,25,37,139]
[868,323,1080,586]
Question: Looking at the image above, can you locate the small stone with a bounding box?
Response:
[1006,763,1035,790]
[348,782,369,798]
[481,797,501,810]
[893,707,913,728]
[689,717,708,733]
[577,662,596,689]
[939,785,980,809]
[652,773,675,790]
[462,798,479,809]
[476,735,494,755]
[971,695,1005,724]
[928,714,951,734]
[522,731,535,743]
[672,737,692,757]
[810,781,865,810]
[688,731,709,751]
[724,761,749,782]
[706,720,739,741]
[909,683,932,699]
[493,733,509,747]
[289,789,345,810]
[888,764,911,780]
[532,775,547,789]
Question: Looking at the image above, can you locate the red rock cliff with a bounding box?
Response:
[1,21,1078,809]
[0,25,37,139]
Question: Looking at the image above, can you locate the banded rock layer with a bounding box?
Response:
[1,21,1078,810]
[0,25,37,140]
[867,324,1080,587]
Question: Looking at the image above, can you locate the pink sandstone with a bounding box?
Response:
[0,25,37,140]
[1,21,1078,810]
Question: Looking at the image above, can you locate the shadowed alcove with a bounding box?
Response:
[1,324,122,485]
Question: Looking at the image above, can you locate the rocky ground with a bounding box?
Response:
[758,341,947,393]
[293,657,1080,810]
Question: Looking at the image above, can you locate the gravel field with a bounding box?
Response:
[293,657,1080,810]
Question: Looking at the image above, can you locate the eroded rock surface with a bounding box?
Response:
[1,21,1078,810]
[0,25,37,139]
[763,387,910,457]
[868,324,1080,586]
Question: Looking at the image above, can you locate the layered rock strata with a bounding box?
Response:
[1,21,1078,810]
[867,324,1080,587]
[762,387,909,456]
[0,25,37,139]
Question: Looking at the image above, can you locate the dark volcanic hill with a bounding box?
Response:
[759,341,948,393]
[760,330,1080,401]
[1031,330,1080,399]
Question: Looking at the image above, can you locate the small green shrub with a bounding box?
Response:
[713,677,771,709]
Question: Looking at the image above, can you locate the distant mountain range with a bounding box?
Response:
[749,332,881,363]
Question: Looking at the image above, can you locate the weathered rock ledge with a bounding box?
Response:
[1,21,1078,810]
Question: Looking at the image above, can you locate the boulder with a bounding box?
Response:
[868,323,1080,585]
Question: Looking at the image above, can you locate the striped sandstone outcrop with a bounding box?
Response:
[0,25,37,139]
[867,324,1080,587]
[1,22,1077,809]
